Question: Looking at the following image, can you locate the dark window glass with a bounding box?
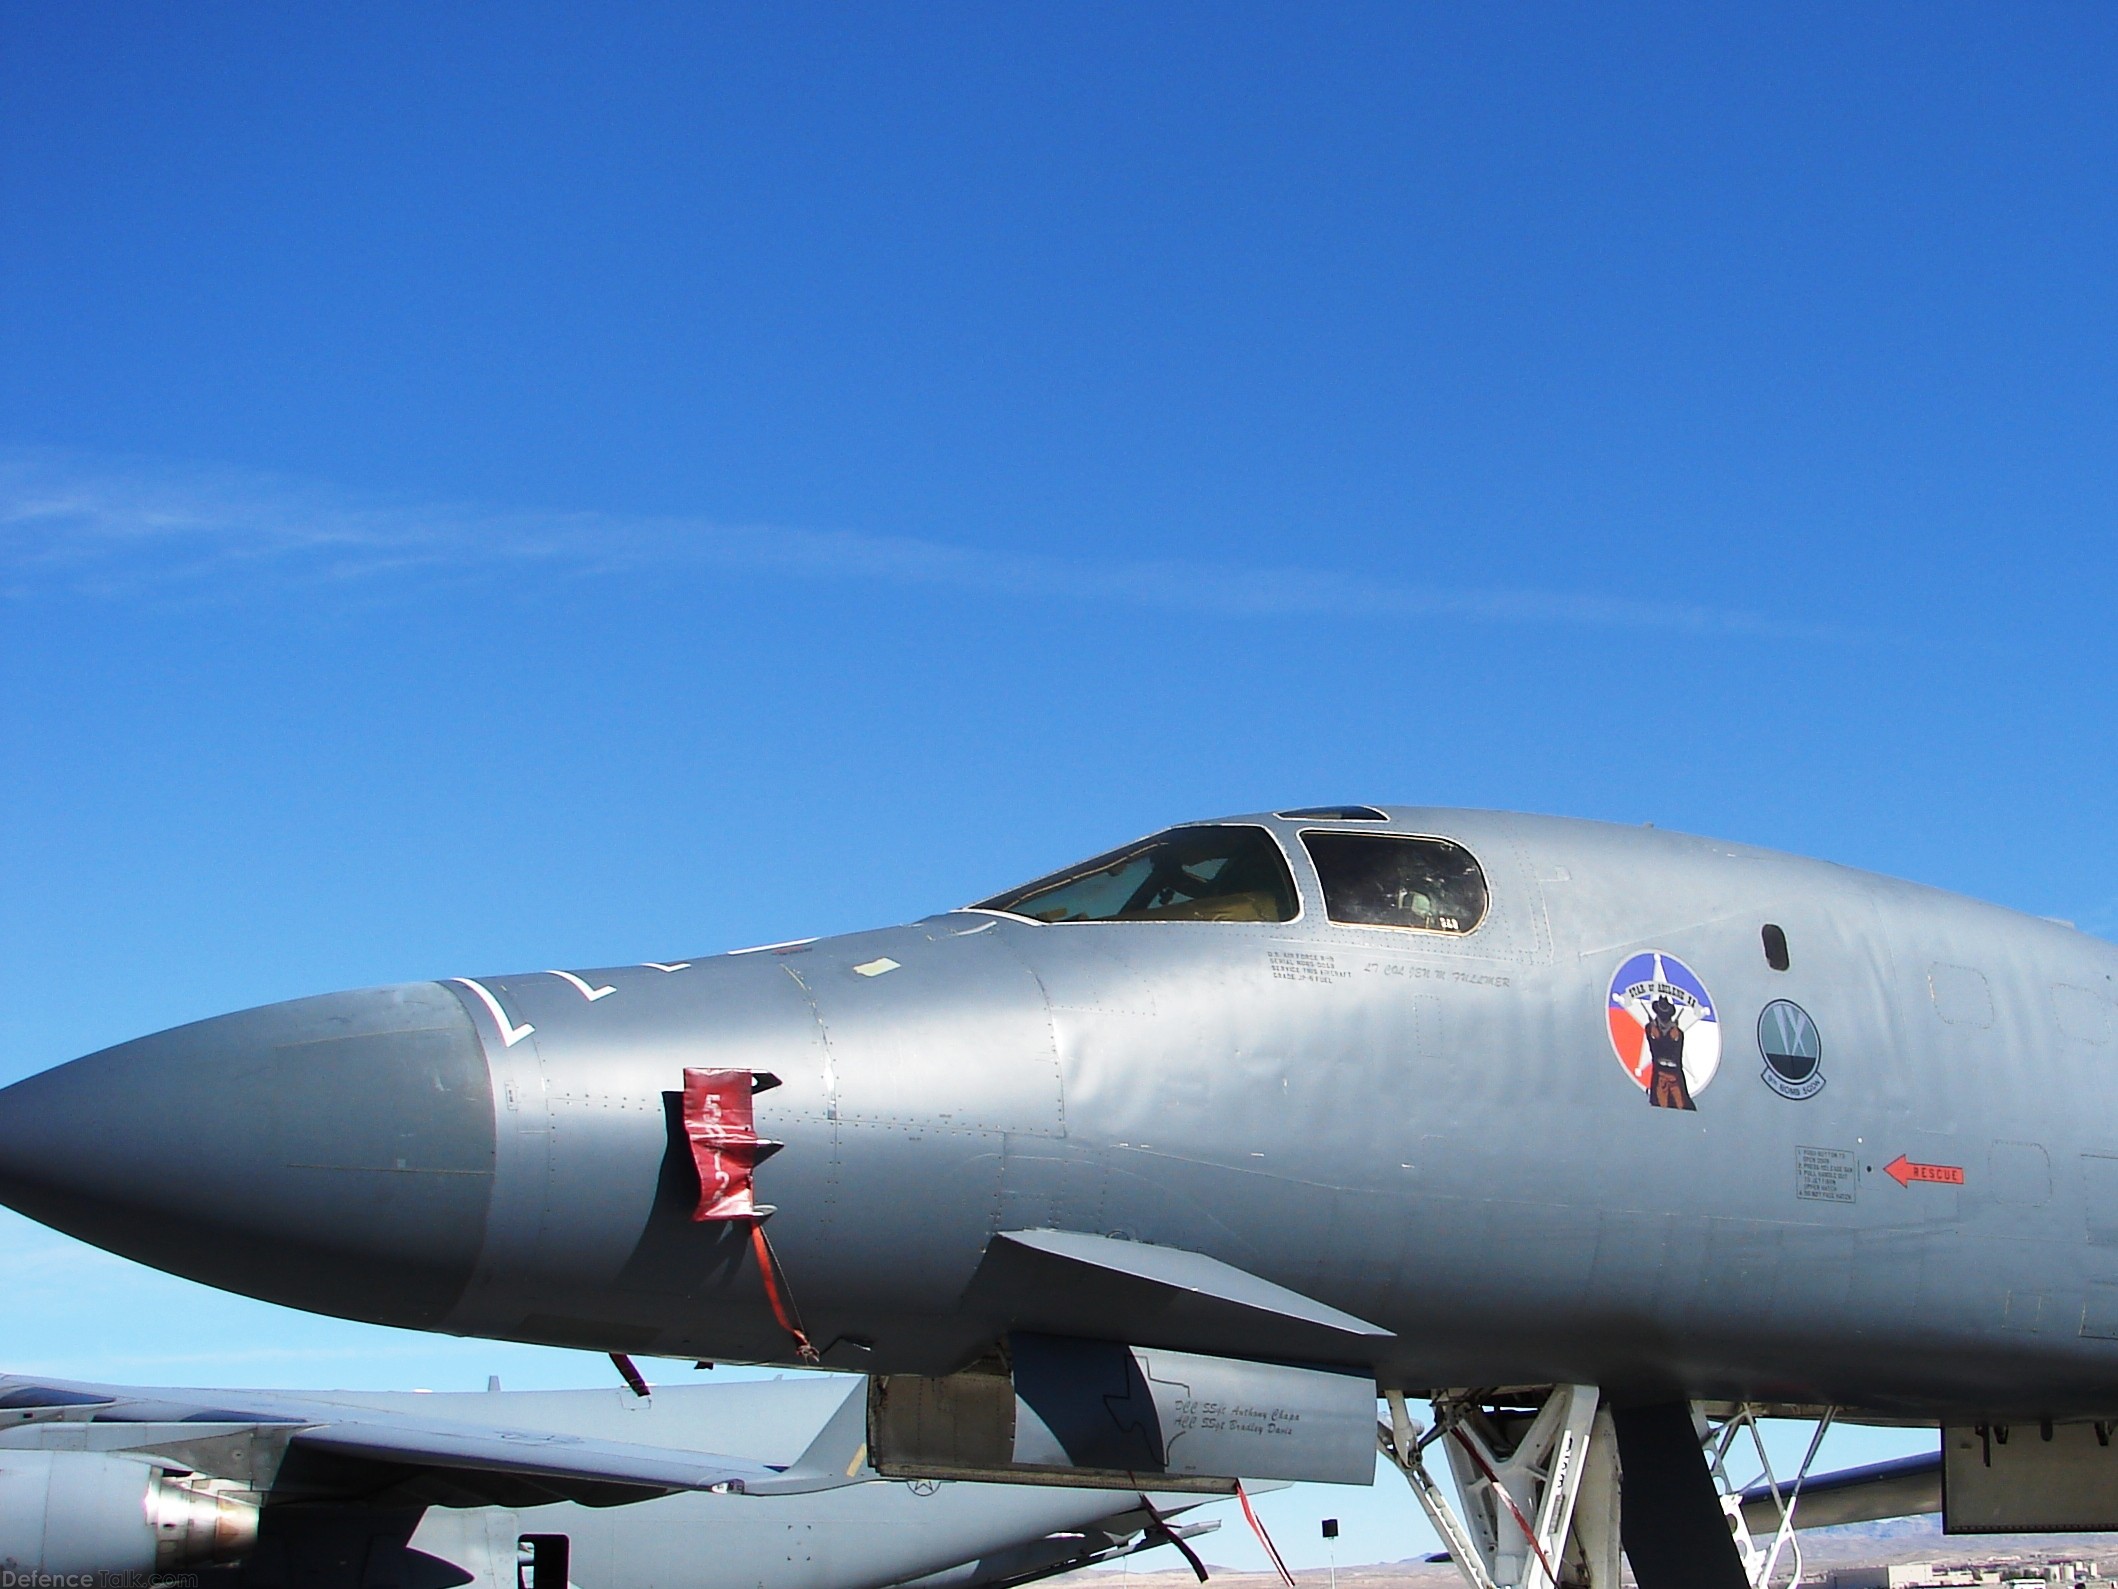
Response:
[978,825,1299,924]
[1762,923,1790,971]
[1302,832,1488,933]
[1276,805,1389,821]
[519,1537,570,1589]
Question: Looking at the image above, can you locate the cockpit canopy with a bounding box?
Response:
[978,818,1491,935]
[976,824,1300,923]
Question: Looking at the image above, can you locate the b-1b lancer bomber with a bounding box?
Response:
[6,805,2118,1587]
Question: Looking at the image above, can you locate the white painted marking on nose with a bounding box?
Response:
[548,970,616,1001]
[853,958,900,978]
[642,961,691,973]
[452,978,535,1047]
[729,938,818,956]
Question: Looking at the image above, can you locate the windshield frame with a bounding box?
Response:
[967,823,1306,926]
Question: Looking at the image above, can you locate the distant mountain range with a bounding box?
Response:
[1063,1516,2118,1587]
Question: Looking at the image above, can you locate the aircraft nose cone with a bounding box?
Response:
[0,982,495,1328]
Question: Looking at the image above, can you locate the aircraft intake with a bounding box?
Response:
[867,1334,1378,1489]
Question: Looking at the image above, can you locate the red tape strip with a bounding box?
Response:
[681,1068,816,1364]
[750,1221,821,1365]
[1237,1480,1296,1589]
[682,1068,762,1220]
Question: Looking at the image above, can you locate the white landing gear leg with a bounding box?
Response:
[1378,1386,1619,1589]
[1703,1403,1837,1589]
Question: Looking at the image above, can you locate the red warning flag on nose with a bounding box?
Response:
[683,1068,765,1221]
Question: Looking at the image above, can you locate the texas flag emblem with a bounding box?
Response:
[1607,951,1722,1110]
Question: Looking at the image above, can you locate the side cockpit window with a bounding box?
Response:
[978,825,1299,923]
[1301,831,1489,934]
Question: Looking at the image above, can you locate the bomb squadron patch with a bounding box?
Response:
[1607,951,1722,1109]
[1757,999,1825,1100]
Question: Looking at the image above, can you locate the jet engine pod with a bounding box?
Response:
[0,1452,260,1576]
[867,1333,1377,1490]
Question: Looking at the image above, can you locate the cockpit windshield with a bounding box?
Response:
[976,825,1299,924]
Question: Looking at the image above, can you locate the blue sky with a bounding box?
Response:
[5,3,2117,1569]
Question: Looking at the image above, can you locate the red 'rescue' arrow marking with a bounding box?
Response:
[1884,1154,1964,1188]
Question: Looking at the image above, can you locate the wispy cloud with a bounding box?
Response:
[0,448,1847,640]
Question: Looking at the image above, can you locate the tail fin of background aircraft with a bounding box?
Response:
[746,1380,872,1494]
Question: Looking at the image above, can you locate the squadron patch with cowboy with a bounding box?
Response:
[1607,950,1722,1109]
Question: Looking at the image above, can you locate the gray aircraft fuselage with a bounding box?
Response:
[3,807,2113,1422]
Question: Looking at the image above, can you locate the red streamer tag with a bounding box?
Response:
[683,1068,761,1220]
[1236,1481,1295,1589]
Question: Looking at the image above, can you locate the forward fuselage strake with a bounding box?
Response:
[2,808,2110,1422]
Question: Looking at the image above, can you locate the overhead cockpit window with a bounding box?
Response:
[977,825,1299,924]
[1301,832,1488,934]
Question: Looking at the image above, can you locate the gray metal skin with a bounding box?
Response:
[402,1485,1174,1589]
[0,1374,1212,1589]
[4,806,2116,1423]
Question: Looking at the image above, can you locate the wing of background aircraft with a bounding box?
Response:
[1738,1451,1942,1533]
[895,1498,1221,1589]
[0,1371,1239,1589]
[0,1372,866,1509]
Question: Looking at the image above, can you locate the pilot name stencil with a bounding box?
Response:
[1358,960,1512,989]
[1606,951,1722,1110]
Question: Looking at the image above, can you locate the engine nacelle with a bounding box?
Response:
[869,1335,1377,1489]
[0,1452,259,1577]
